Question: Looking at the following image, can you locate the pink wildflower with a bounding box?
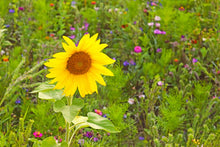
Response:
[134,46,142,53]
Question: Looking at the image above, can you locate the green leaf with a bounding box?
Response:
[29,138,42,147]
[200,47,208,58]
[54,99,84,123]
[59,141,68,147]
[31,82,64,100]
[72,116,89,130]
[39,89,64,100]
[53,100,66,112]
[87,112,120,133]
[31,83,55,93]
[41,136,57,147]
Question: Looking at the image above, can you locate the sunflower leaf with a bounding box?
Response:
[41,136,57,147]
[53,100,66,112]
[30,82,55,93]
[38,89,64,100]
[31,82,64,100]
[86,112,120,133]
[54,99,84,123]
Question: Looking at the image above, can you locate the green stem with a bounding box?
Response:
[65,96,73,145]
[68,127,78,146]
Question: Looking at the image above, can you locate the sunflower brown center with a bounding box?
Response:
[66,51,92,75]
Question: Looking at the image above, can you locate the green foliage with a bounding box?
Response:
[103,104,128,131]
[100,64,130,103]
[158,90,186,134]
[8,118,34,147]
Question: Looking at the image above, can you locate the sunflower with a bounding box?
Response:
[44,33,115,97]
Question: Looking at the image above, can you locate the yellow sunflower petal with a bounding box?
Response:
[88,71,106,86]
[62,42,74,53]
[92,52,115,65]
[52,52,68,58]
[90,33,99,42]
[54,72,70,89]
[97,44,108,51]
[77,76,87,97]
[77,34,90,50]
[92,64,114,76]
[63,36,76,48]
[63,75,77,96]
[44,59,66,67]
[86,73,98,93]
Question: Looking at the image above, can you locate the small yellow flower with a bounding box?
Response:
[45,33,115,97]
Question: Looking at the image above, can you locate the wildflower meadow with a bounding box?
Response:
[0,0,220,146]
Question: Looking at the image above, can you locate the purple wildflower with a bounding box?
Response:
[70,27,75,31]
[123,61,129,66]
[9,9,15,13]
[140,27,143,31]
[129,60,136,66]
[85,131,93,138]
[156,48,162,53]
[93,138,98,142]
[15,99,21,104]
[139,136,145,140]
[78,139,84,145]
[71,1,76,6]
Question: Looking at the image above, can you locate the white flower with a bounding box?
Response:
[94,7,99,11]
[155,23,160,27]
[108,9,112,12]
[1,50,5,55]
[128,98,135,105]
[114,8,118,12]
[139,94,145,98]
[155,16,161,21]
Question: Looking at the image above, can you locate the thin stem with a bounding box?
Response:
[68,127,79,146]
[65,96,73,144]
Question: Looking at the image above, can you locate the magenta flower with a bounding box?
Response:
[192,58,198,64]
[33,131,43,138]
[154,29,161,34]
[156,48,162,53]
[18,7,24,11]
[161,31,166,35]
[69,35,75,39]
[70,27,75,31]
[134,46,142,53]
[94,109,103,116]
